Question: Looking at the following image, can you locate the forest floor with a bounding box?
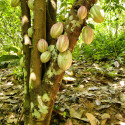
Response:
[0,60,125,125]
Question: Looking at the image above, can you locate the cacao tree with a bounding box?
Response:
[11,0,104,124]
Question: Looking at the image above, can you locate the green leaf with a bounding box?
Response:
[9,46,19,53]
[0,55,19,63]
[87,24,95,29]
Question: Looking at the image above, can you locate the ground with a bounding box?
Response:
[0,60,125,125]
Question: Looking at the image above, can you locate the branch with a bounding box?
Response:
[46,0,57,45]
[65,0,97,52]
[41,0,97,120]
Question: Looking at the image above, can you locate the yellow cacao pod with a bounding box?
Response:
[37,39,48,53]
[50,22,63,38]
[56,35,69,52]
[24,35,31,45]
[90,5,104,23]
[77,6,87,20]
[57,50,72,71]
[82,26,94,45]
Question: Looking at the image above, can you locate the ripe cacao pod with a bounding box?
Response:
[40,51,51,63]
[57,50,72,71]
[56,35,69,52]
[11,0,20,7]
[30,72,36,81]
[90,5,104,23]
[24,34,31,45]
[77,6,87,20]
[28,0,34,10]
[28,27,33,37]
[37,39,48,53]
[82,26,94,45]
[50,22,63,38]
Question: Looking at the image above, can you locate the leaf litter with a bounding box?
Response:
[0,61,125,125]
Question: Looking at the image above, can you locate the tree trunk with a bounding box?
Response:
[20,0,31,124]
[20,0,97,125]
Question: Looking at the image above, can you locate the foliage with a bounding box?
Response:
[0,0,125,67]
[72,0,125,63]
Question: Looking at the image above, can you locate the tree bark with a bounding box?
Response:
[39,0,97,124]
[46,0,57,44]
[20,0,31,124]
[25,0,47,124]
[21,0,97,125]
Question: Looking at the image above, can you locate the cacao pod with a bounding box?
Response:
[18,42,23,49]
[20,57,24,67]
[56,35,69,52]
[28,0,34,10]
[17,49,22,56]
[57,50,72,71]
[24,34,31,45]
[48,45,55,52]
[40,51,51,63]
[37,39,48,53]
[90,5,104,23]
[50,22,63,38]
[11,0,20,7]
[82,26,94,45]
[77,6,87,20]
[28,27,33,37]
[30,72,36,81]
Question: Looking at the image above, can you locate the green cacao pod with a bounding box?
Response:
[37,39,48,53]
[11,0,20,7]
[50,22,63,38]
[18,42,23,49]
[40,51,51,63]
[17,49,22,56]
[77,6,87,20]
[48,45,55,52]
[28,0,34,10]
[90,5,104,23]
[82,26,94,45]
[57,50,72,71]
[56,35,69,52]
[20,57,24,67]
[28,27,33,38]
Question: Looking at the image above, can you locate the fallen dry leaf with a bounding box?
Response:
[65,118,73,125]
[86,113,100,125]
